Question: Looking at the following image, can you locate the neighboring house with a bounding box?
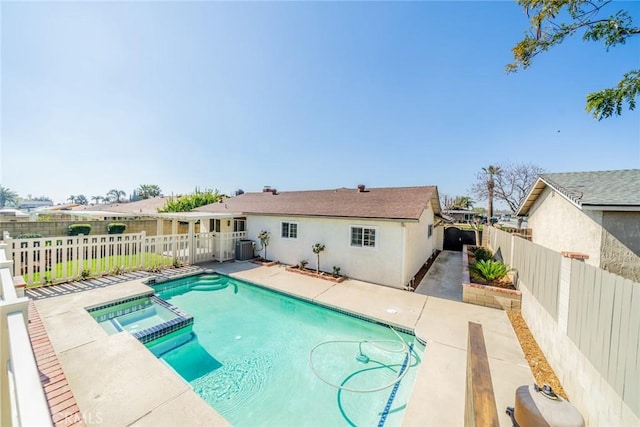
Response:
[517,169,640,282]
[17,199,53,211]
[0,208,30,221]
[196,185,444,289]
[443,209,476,223]
[69,196,172,215]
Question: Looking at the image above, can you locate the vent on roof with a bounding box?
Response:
[263,186,278,195]
[357,184,366,192]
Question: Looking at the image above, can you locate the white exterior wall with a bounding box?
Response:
[246,215,406,288]
[435,223,444,252]
[402,206,438,286]
[528,187,602,268]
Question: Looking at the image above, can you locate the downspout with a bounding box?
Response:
[401,222,407,288]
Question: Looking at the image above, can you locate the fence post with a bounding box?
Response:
[558,252,588,334]
[188,221,195,265]
[171,220,178,261]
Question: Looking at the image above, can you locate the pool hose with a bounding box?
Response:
[308,326,411,393]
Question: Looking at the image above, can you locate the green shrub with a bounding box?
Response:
[81,269,91,279]
[474,247,493,262]
[107,223,127,234]
[68,224,92,236]
[16,232,44,239]
[299,259,308,269]
[332,266,341,278]
[470,260,512,281]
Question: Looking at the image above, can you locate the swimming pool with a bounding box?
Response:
[147,274,425,426]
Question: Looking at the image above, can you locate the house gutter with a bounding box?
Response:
[581,205,640,212]
[401,221,407,287]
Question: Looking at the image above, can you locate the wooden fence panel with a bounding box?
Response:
[607,274,628,397]
[623,281,640,416]
[510,235,560,320]
[568,259,640,414]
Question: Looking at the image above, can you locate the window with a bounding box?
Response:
[351,226,376,248]
[428,224,433,238]
[281,222,298,239]
[234,218,246,232]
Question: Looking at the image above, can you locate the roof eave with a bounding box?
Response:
[516,176,584,216]
[241,212,421,222]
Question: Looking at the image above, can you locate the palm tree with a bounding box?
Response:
[68,195,76,204]
[459,196,474,209]
[0,186,19,208]
[107,189,126,203]
[75,195,88,205]
[483,165,502,224]
[136,184,162,199]
[91,195,103,204]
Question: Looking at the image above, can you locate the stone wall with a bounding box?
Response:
[0,219,160,238]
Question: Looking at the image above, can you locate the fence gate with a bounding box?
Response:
[443,226,478,251]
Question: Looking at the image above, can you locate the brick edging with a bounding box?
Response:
[28,301,86,426]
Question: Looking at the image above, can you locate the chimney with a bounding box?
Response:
[357,184,366,192]
[262,186,277,195]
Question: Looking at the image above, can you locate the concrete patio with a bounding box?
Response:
[32,259,534,426]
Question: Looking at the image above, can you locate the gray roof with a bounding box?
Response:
[518,169,640,215]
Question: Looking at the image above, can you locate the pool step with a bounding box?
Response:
[191,283,228,291]
[197,275,222,281]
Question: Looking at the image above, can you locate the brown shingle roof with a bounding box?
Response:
[196,186,440,220]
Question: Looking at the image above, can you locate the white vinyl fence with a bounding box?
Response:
[2,231,247,286]
[0,243,52,426]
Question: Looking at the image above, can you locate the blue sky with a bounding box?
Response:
[2,1,639,206]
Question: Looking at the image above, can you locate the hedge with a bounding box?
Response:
[107,223,127,234]
[68,224,92,236]
[16,232,44,239]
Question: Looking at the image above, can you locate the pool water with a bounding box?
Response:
[148,275,424,426]
[110,303,177,333]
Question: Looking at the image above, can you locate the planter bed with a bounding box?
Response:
[285,265,346,283]
[462,245,521,311]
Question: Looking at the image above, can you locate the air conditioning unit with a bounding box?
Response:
[235,240,254,261]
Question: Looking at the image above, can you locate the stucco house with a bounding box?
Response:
[442,209,475,223]
[196,185,444,289]
[517,169,640,281]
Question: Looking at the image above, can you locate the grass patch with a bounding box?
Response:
[25,253,174,287]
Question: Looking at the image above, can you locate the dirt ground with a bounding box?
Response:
[507,310,568,400]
